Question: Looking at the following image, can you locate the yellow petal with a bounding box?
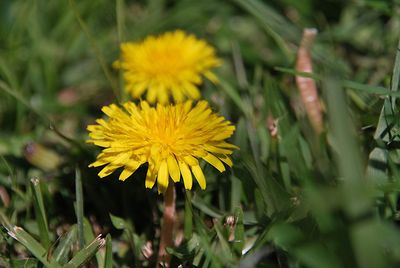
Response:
[146,86,157,103]
[92,141,111,147]
[218,155,233,167]
[167,155,180,182]
[145,165,156,189]
[156,84,169,105]
[171,87,184,103]
[183,155,199,166]
[204,144,233,155]
[119,161,142,181]
[178,160,192,190]
[217,142,240,149]
[98,164,119,178]
[112,152,131,165]
[183,82,200,99]
[89,158,108,168]
[202,153,225,172]
[204,71,219,84]
[132,82,149,98]
[157,160,169,193]
[192,165,206,190]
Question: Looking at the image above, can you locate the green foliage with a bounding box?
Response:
[1,0,400,267]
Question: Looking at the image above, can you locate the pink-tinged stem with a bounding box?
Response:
[295,28,323,134]
[157,183,176,267]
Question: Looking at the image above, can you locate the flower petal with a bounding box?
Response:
[157,160,169,193]
[178,160,192,190]
[98,164,119,178]
[202,153,225,172]
[192,165,206,189]
[119,161,142,181]
[167,155,180,182]
[145,165,156,189]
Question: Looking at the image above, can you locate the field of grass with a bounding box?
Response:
[1,0,400,267]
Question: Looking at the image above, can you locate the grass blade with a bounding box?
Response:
[232,0,300,61]
[218,78,251,118]
[52,225,77,265]
[103,234,113,268]
[63,235,105,268]
[30,178,50,249]
[68,0,119,101]
[5,225,60,268]
[233,207,244,256]
[75,167,85,249]
[184,191,193,240]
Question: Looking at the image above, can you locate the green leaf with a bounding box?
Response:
[10,258,38,268]
[232,207,244,256]
[184,191,193,240]
[351,220,389,268]
[233,0,299,61]
[167,234,199,261]
[109,213,127,230]
[82,217,104,267]
[366,147,388,184]
[75,167,85,249]
[267,223,304,249]
[323,74,371,217]
[5,225,60,267]
[294,242,342,268]
[218,78,251,117]
[191,194,223,218]
[64,235,105,268]
[30,178,50,249]
[52,225,77,265]
[214,220,235,264]
[103,234,113,268]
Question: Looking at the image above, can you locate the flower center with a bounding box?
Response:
[148,48,186,76]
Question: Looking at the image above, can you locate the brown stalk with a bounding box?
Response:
[157,183,176,267]
[295,28,323,134]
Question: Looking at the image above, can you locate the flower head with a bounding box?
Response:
[87,101,238,192]
[114,30,221,104]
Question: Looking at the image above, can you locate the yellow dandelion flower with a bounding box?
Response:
[87,101,238,193]
[114,30,221,104]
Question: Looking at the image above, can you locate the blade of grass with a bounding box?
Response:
[68,0,119,101]
[233,207,244,256]
[191,194,223,218]
[184,191,193,240]
[75,167,85,249]
[109,214,140,267]
[115,0,128,103]
[52,225,77,265]
[63,235,105,268]
[116,0,125,44]
[0,80,87,149]
[390,38,400,106]
[218,78,252,118]
[82,217,104,267]
[30,178,50,249]
[213,221,234,264]
[232,0,300,61]
[323,74,370,216]
[275,67,400,97]
[103,234,113,268]
[3,224,60,267]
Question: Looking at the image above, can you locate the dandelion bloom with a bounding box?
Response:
[114,30,221,104]
[87,101,238,192]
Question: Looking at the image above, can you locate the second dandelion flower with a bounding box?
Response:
[114,30,221,104]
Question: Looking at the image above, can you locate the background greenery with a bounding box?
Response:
[1,0,400,267]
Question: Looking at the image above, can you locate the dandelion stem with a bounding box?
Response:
[157,183,176,267]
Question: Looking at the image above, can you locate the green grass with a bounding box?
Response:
[1,0,400,267]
